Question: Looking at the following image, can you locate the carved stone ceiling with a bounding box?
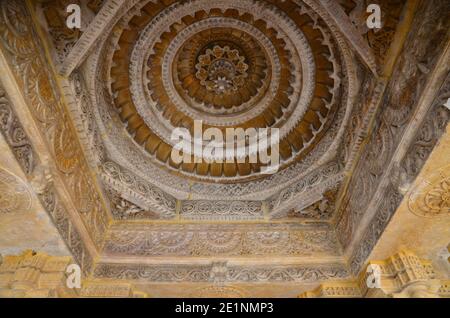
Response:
[0,0,448,294]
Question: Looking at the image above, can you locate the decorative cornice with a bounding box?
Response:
[103,223,340,258]
[93,261,349,283]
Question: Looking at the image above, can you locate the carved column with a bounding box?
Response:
[299,250,450,298]
[0,250,147,298]
[0,250,76,298]
[361,250,443,298]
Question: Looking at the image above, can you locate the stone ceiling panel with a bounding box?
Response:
[0,0,448,290]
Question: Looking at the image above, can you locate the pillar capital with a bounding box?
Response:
[0,250,147,298]
[299,250,449,298]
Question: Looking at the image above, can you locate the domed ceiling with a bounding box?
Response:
[107,0,343,180]
[35,0,400,259]
[74,0,358,226]
[5,0,448,293]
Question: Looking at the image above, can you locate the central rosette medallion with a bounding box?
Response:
[173,26,273,115]
[195,45,249,95]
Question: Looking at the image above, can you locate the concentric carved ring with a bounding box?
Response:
[108,0,343,179]
[194,45,250,97]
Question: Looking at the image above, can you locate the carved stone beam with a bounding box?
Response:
[316,0,378,75]
[346,41,450,272]
[268,172,344,219]
[59,0,138,77]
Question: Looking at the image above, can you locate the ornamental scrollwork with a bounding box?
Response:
[409,165,450,218]
[0,168,32,214]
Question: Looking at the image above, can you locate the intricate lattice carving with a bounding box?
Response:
[93,262,349,283]
[0,85,35,174]
[181,200,263,221]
